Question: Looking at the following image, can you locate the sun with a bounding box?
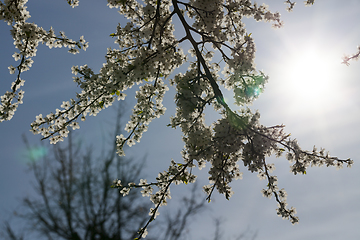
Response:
[288,49,329,97]
[279,45,344,114]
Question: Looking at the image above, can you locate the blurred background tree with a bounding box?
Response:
[1,103,208,240]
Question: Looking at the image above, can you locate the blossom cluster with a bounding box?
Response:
[285,0,315,12]
[342,45,360,66]
[29,0,187,149]
[112,159,195,239]
[0,0,88,122]
[66,0,79,8]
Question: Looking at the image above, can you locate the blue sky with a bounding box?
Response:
[1,1,360,239]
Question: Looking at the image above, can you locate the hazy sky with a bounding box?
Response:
[1,1,360,239]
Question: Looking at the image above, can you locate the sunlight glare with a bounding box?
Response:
[281,46,342,114]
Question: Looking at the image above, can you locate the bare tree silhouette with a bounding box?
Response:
[2,103,206,240]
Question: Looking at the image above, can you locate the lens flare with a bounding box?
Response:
[21,146,48,163]
[245,86,262,98]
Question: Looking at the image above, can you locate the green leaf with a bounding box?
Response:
[181,176,188,184]
[111,90,120,96]
[226,108,248,130]
[99,101,104,109]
